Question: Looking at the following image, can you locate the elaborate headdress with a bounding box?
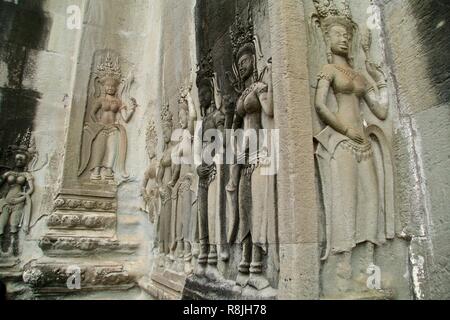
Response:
[230,5,255,60]
[9,128,36,163]
[160,102,173,131]
[196,50,214,89]
[196,51,222,114]
[313,0,353,31]
[228,4,264,92]
[178,87,190,114]
[312,0,357,64]
[95,52,122,84]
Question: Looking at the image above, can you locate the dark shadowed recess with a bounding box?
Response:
[410,0,450,104]
[0,0,52,168]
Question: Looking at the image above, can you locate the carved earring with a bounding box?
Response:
[253,56,258,82]
[326,47,333,64]
[324,37,333,64]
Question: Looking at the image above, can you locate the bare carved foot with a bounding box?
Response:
[236,272,249,287]
[248,273,270,291]
[205,265,224,282]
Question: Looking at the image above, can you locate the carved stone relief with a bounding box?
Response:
[311,0,396,297]
[168,87,198,275]
[38,236,139,257]
[141,120,159,224]
[147,2,280,300]
[23,261,135,294]
[194,52,228,281]
[156,103,174,259]
[78,52,137,183]
[0,130,37,261]
[224,6,278,294]
[40,51,140,258]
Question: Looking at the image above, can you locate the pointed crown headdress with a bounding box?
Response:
[313,0,354,34]
[95,53,122,83]
[160,102,173,130]
[230,4,255,60]
[9,128,36,161]
[145,119,157,157]
[196,51,214,88]
[178,87,190,113]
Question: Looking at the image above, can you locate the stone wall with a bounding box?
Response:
[0,0,449,300]
[382,0,450,300]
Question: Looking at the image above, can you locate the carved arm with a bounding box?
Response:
[156,160,164,187]
[364,66,389,121]
[256,61,274,117]
[89,101,102,122]
[25,175,35,196]
[315,78,348,135]
[186,92,198,136]
[120,98,137,123]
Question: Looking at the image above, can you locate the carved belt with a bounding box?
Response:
[173,176,192,198]
[340,140,373,162]
[160,186,172,205]
[99,126,119,136]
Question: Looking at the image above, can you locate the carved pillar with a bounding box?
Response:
[25,1,138,295]
[267,0,321,299]
[39,50,138,257]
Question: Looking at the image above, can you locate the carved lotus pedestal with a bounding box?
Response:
[25,188,140,297]
[23,260,135,297]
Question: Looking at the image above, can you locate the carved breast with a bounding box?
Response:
[161,149,172,168]
[332,66,366,97]
[7,174,16,185]
[6,173,26,186]
[17,176,26,186]
[102,99,121,113]
[238,85,261,115]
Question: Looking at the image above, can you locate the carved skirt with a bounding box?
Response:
[89,126,120,170]
[158,186,172,255]
[238,160,277,253]
[329,141,384,254]
[171,175,196,245]
[198,163,226,245]
[0,200,25,234]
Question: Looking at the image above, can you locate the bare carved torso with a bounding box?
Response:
[237,83,264,132]
[323,64,368,138]
[95,96,122,125]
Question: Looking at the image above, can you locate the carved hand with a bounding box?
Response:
[8,196,26,205]
[346,128,365,144]
[365,60,386,84]
[130,97,138,110]
[197,165,210,178]
[141,188,149,201]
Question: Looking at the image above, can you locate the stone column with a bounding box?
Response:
[267,0,321,299]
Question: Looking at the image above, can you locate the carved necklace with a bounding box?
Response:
[334,65,358,81]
